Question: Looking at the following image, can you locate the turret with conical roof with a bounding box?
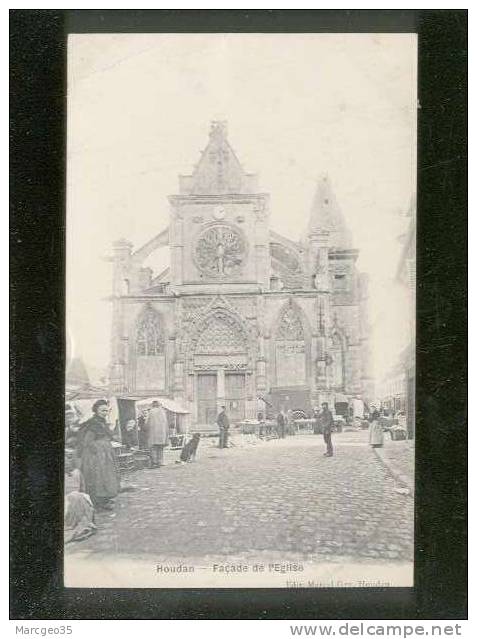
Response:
[307,175,353,250]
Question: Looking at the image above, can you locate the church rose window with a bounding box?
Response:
[194,224,247,278]
[136,307,165,356]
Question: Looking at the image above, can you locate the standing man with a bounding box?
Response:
[277,409,286,439]
[146,400,168,467]
[320,402,334,457]
[217,405,230,449]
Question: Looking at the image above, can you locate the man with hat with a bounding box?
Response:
[145,400,169,467]
[320,401,334,457]
[217,405,230,449]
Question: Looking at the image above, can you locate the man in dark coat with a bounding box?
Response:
[217,406,230,448]
[320,402,334,457]
[145,400,168,467]
[276,409,286,439]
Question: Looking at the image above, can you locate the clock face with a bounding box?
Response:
[194,224,247,278]
[213,205,226,220]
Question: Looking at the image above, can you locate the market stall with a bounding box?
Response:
[334,393,349,418]
[118,396,190,452]
[293,418,316,433]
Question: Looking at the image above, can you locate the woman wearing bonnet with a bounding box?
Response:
[368,405,384,448]
[77,399,120,511]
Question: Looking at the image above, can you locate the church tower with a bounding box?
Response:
[306,175,368,400]
[168,122,270,292]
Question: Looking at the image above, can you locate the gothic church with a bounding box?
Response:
[109,122,372,425]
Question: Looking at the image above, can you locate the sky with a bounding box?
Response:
[67,33,417,385]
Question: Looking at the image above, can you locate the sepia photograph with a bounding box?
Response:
[64,32,417,588]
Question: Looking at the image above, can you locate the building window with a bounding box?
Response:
[275,303,306,386]
[333,274,348,292]
[331,331,345,389]
[136,307,165,356]
[135,307,166,391]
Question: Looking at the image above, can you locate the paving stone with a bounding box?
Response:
[67,432,414,562]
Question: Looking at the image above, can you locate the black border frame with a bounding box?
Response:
[10,9,467,620]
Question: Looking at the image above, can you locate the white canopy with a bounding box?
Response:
[135,396,190,414]
[334,393,349,404]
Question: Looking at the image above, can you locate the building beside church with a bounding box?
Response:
[109,122,372,426]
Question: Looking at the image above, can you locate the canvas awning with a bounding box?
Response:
[334,393,348,404]
[65,384,110,401]
[134,396,190,414]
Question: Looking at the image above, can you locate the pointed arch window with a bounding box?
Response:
[276,305,305,341]
[136,307,165,356]
[330,331,345,390]
[275,303,306,387]
[135,307,166,392]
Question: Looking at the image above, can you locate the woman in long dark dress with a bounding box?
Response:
[78,399,120,510]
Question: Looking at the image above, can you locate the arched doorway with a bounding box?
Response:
[192,310,249,425]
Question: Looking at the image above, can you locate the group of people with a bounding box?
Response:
[314,402,386,455]
[64,397,172,543]
[64,397,386,543]
[256,409,296,439]
[216,402,336,458]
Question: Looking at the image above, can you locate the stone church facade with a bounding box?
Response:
[109,122,372,425]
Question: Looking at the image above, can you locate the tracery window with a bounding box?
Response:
[275,304,306,386]
[276,305,305,341]
[331,331,345,389]
[195,312,246,355]
[136,307,165,356]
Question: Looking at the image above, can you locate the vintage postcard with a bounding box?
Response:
[64,33,417,588]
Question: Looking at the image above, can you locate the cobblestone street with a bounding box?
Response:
[66,431,414,572]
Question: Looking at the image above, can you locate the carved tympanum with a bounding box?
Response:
[195,311,247,354]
